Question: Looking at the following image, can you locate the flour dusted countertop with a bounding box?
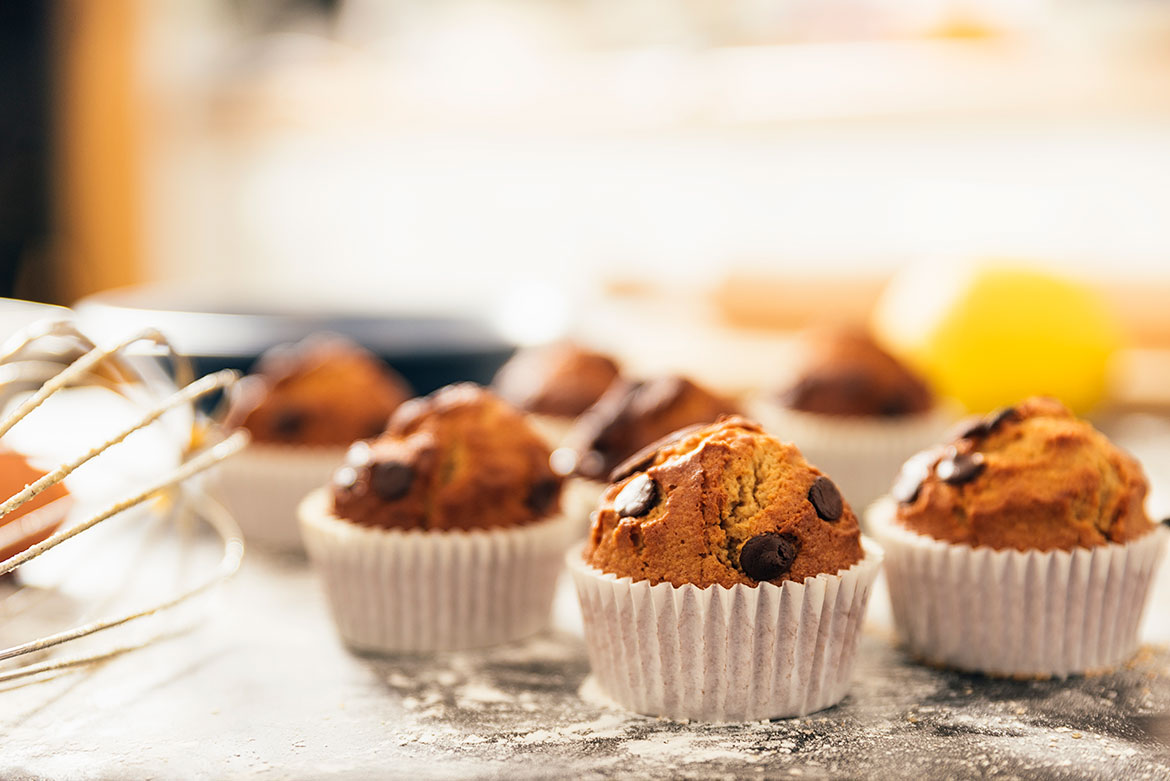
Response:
[3,417,1170,779]
[3,545,1169,780]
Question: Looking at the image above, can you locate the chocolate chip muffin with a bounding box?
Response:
[752,328,948,514]
[570,417,882,720]
[872,395,1166,677]
[778,328,932,418]
[492,342,621,420]
[584,416,862,588]
[224,334,411,446]
[299,384,575,652]
[562,375,740,482]
[892,397,1153,551]
[333,384,562,531]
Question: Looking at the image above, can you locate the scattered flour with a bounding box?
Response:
[367,630,1170,778]
[622,732,764,764]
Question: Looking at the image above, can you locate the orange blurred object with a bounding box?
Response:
[0,450,72,563]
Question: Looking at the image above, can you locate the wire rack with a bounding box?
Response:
[0,318,249,684]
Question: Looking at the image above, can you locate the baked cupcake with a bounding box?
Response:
[223,334,411,445]
[299,384,575,652]
[753,327,951,512]
[869,396,1168,677]
[212,334,412,550]
[555,375,740,527]
[569,416,882,721]
[491,341,621,447]
[0,449,72,565]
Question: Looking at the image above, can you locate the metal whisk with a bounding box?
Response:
[0,317,249,684]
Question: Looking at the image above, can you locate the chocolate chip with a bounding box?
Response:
[956,406,1019,442]
[839,371,871,399]
[607,423,706,483]
[607,449,657,484]
[954,406,1020,441]
[631,376,688,417]
[572,380,643,475]
[613,473,657,518]
[370,461,414,500]
[272,409,305,439]
[892,448,941,504]
[778,375,823,409]
[740,532,800,581]
[880,396,911,417]
[986,406,1020,432]
[808,476,843,522]
[1162,517,1170,529]
[936,449,985,485]
[526,478,560,514]
[953,416,990,442]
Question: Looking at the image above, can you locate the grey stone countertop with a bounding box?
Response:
[3,413,1170,780]
[1,529,1168,780]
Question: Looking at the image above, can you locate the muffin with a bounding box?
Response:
[212,334,412,550]
[869,397,1168,677]
[569,416,882,721]
[300,384,575,652]
[224,334,411,446]
[754,327,951,512]
[491,341,621,446]
[563,375,740,481]
[0,449,72,564]
[778,327,932,418]
[554,375,740,527]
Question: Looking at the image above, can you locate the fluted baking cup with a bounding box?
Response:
[868,498,1169,678]
[751,400,953,515]
[299,488,577,653]
[207,442,345,552]
[568,539,883,722]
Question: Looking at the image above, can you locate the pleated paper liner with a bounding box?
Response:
[568,539,884,722]
[208,442,346,552]
[299,488,577,653]
[749,399,953,515]
[868,497,1169,678]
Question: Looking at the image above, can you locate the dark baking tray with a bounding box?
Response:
[75,286,518,395]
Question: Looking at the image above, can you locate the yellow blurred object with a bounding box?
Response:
[872,261,1123,414]
[930,11,1000,40]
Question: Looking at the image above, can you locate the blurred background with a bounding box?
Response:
[3,0,1170,402]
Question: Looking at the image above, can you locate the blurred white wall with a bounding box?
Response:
[136,1,1170,310]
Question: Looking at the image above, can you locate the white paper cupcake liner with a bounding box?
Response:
[207,442,345,552]
[868,498,1170,678]
[750,399,954,516]
[299,488,577,653]
[568,539,883,722]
